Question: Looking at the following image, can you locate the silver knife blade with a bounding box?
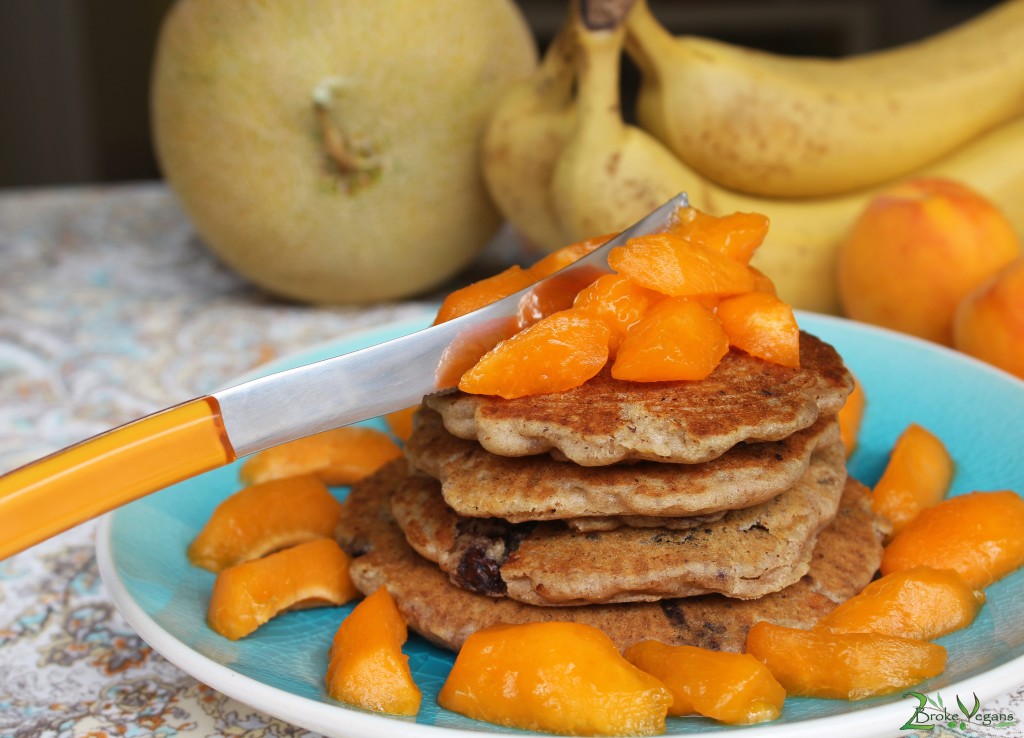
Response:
[215,192,689,457]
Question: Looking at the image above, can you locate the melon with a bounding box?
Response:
[152,0,537,303]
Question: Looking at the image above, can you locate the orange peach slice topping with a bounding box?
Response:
[573,274,663,356]
[433,265,535,325]
[609,233,756,298]
[459,309,610,399]
[669,208,769,264]
[717,291,801,369]
[612,298,729,382]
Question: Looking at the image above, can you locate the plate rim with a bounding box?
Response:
[97,304,1024,738]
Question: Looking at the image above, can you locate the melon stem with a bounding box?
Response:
[314,101,378,177]
[312,76,379,181]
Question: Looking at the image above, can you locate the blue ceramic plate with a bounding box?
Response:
[97,306,1024,738]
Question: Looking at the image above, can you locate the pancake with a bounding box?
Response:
[565,511,727,533]
[336,460,889,652]
[391,444,846,605]
[406,407,840,523]
[424,332,852,466]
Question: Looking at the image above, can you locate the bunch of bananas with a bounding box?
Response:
[481,0,1024,313]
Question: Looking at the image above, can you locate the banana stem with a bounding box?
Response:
[574,19,627,126]
[580,0,637,30]
[536,13,578,100]
[623,0,675,77]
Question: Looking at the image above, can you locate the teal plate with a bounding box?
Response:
[96,307,1024,738]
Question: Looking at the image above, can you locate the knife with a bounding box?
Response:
[0,193,689,560]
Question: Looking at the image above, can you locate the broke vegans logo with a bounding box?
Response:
[901,691,1019,731]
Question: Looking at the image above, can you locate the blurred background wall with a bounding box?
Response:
[0,0,1000,189]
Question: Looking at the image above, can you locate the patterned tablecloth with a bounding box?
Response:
[0,183,1020,738]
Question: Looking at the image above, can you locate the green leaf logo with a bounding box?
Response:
[957,693,980,720]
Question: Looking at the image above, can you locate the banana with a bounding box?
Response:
[500,0,1024,314]
[625,0,1024,198]
[714,116,1024,313]
[480,17,578,250]
[549,8,705,246]
[548,11,1024,315]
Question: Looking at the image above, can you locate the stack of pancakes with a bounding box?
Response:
[336,333,891,653]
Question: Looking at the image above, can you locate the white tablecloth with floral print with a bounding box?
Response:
[0,183,1020,738]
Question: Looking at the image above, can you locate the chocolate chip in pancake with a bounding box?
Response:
[390,444,846,605]
[406,407,840,523]
[424,332,852,467]
[336,460,888,653]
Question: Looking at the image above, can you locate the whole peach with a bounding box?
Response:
[953,256,1024,379]
[838,178,1020,345]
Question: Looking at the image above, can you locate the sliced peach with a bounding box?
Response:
[624,640,784,725]
[612,298,729,382]
[749,266,778,296]
[817,567,985,641]
[574,274,664,356]
[716,291,801,369]
[669,208,769,264]
[207,538,357,640]
[609,233,756,298]
[239,426,402,487]
[516,266,605,330]
[188,475,342,572]
[459,309,610,399]
[871,424,954,534]
[527,233,613,280]
[433,265,535,325]
[384,406,417,442]
[325,587,422,715]
[880,490,1024,589]
[745,622,946,700]
[438,622,671,736]
[838,375,866,458]
[435,317,521,389]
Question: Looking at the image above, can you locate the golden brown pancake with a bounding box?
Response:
[391,444,846,605]
[406,407,840,523]
[424,333,853,466]
[565,512,727,532]
[336,460,888,652]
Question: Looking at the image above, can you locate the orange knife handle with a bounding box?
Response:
[0,397,236,560]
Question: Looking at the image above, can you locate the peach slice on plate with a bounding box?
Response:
[325,587,422,716]
[239,426,402,486]
[207,538,357,640]
[881,490,1024,589]
[439,621,671,736]
[624,640,785,725]
[746,622,946,700]
[817,567,984,641]
[871,423,954,534]
[188,474,342,572]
